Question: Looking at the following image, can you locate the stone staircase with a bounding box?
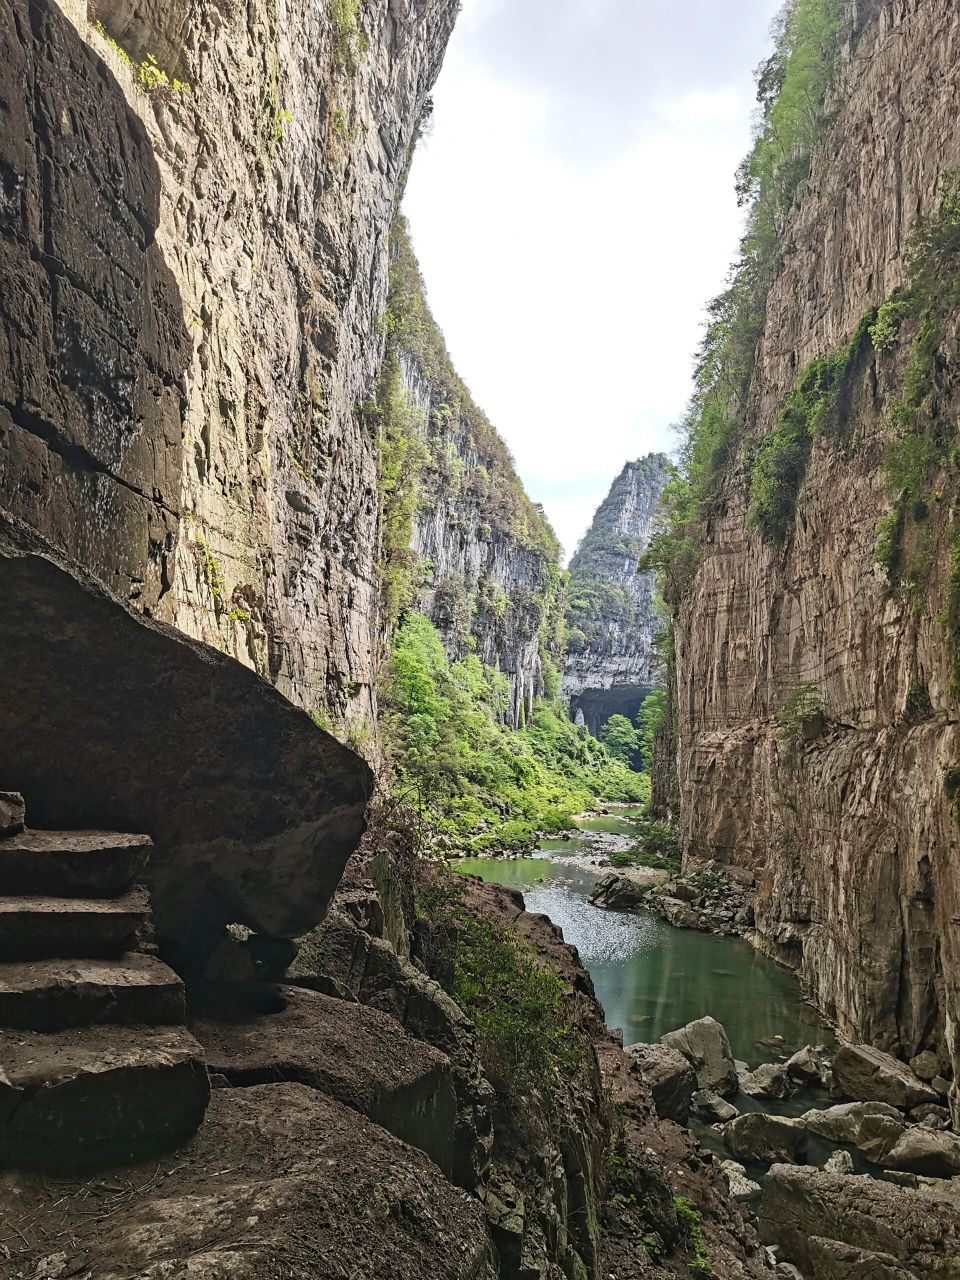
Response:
[0,793,210,1172]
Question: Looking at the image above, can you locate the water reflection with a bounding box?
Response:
[456,827,833,1067]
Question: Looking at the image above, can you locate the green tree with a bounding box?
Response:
[599,714,641,767]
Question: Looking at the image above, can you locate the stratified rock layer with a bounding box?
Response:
[0,0,458,729]
[564,455,671,733]
[670,0,960,1090]
[0,516,372,942]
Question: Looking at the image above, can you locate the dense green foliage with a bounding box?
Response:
[608,818,680,873]
[417,868,582,1097]
[381,614,649,851]
[643,0,845,602]
[748,313,874,541]
[599,714,641,765]
[636,688,667,770]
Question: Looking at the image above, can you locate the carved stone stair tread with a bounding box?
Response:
[0,954,185,1030]
[0,829,152,897]
[0,890,150,959]
[0,1024,210,1173]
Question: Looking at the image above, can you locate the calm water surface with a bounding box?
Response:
[457,820,832,1067]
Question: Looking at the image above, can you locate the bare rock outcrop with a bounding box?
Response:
[669,0,960,1095]
[0,1084,498,1279]
[0,516,372,948]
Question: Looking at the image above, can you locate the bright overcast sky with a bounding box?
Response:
[403,0,784,562]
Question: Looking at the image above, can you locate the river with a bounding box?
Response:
[455,807,834,1070]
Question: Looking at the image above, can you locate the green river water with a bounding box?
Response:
[455,810,833,1070]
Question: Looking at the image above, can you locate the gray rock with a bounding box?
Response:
[0,790,25,836]
[626,1042,696,1124]
[760,1164,960,1276]
[661,1016,739,1097]
[693,1089,739,1123]
[823,1149,855,1175]
[933,1075,952,1097]
[910,1050,942,1082]
[0,519,372,953]
[721,1159,761,1202]
[191,984,457,1178]
[740,1061,795,1101]
[806,1237,919,1279]
[798,1101,905,1163]
[910,1103,951,1125]
[774,1265,804,1280]
[587,873,647,911]
[882,1125,960,1178]
[832,1043,939,1110]
[784,1044,826,1087]
[659,896,703,928]
[724,1112,807,1165]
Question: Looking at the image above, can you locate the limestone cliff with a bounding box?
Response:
[0,0,457,731]
[563,455,670,734]
[662,0,960,1095]
[384,220,564,728]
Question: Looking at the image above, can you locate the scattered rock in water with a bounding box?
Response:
[723,1113,808,1166]
[784,1044,827,1087]
[832,1043,939,1110]
[797,1102,905,1164]
[660,1015,739,1097]
[659,896,702,928]
[693,1089,739,1123]
[739,1061,795,1102]
[587,873,648,911]
[643,861,756,938]
[721,1159,761,1202]
[625,1042,696,1124]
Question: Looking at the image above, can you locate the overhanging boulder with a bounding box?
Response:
[0,517,372,946]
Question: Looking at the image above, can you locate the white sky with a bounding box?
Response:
[403,0,784,562]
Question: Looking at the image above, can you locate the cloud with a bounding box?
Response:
[404,0,783,560]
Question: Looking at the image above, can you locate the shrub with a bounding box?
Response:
[416,869,582,1097]
[673,1196,714,1275]
[599,714,641,766]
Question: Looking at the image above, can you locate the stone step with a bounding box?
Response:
[0,1023,210,1173]
[0,954,185,1031]
[0,829,151,898]
[0,890,150,959]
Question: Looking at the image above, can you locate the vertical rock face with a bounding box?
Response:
[0,0,458,726]
[563,455,671,734]
[388,223,564,727]
[671,0,960,1088]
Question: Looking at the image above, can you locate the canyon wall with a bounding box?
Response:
[671,0,960,1090]
[0,0,458,730]
[564,455,670,734]
[388,221,563,727]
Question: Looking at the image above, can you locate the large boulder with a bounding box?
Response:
[723,1113,807,1165]
[882,1126,960,1178]
[760,1163,960,1277]
[661,1016,738,1097]
[784,1044,828,1087]
[191,985,458,1177]
[587,873,647,911]
[659,896,703,929]
[693,1089,739,1123]
[797,1101,905,1164]
[721,1159,761,1202]
[832,1044,939,1110]
[0,1084,498,1279]
[739,1062,795,1101]
[625,1042,697,1124]
[0,518,372,949]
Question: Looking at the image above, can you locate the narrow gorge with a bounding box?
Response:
[1,1,960,1279]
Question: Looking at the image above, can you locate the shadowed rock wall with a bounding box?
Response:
[671,0,960,1093]
[0,515,372,947]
